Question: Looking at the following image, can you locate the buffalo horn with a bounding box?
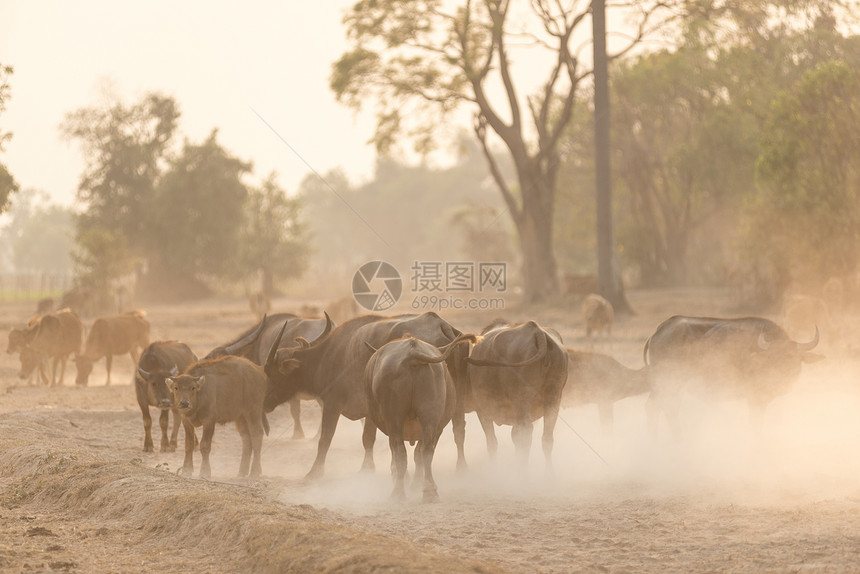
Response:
[265,320,290,370]
[224,314,268,354]
[797,325,820,352]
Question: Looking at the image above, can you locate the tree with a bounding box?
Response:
[331,0,675,304]
[146,130,250,296]
[62,91,179,300]
[0,62,19,214]
[748,61,860,283]
[13,204,75,275]
[235,173,309,296]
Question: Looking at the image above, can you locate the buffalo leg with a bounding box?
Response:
[410,442,423,489]
[236,417,252,477]
[306,405,341,480]
[389,433,408,501]
[181,419,196,476]
[511,419,534,466]
[361,418,377,472]
[290,398,305,439]
[158,408,172,452]
[58,355,69,386]
[477,412,498,459]
[248,413,264,478]
[50,357,59,387]
[420,426,441,503]
[141,405,154,452]
[169,409,181,451]
[452,406,468,473]
[199,422,216,479]
[542,403,560,472]
[105,354,113,386]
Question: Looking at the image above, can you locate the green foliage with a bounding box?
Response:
[234,173,309,290]
[148,130,251,282]
[72,226,133,305]
[62,92,179,253]
[748,61,860,278]
[0,62,19,214]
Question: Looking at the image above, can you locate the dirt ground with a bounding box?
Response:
[1,289,860,573]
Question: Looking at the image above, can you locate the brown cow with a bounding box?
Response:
[17,309,83,386]
[364,334,475,502]
[467,320,568,468]
[166,356,270,479]
[582,293,614,341]
[136,340,199,453]
[75,311,150,386]
[563,349,649,436]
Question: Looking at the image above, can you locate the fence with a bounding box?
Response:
[0,273,75,302]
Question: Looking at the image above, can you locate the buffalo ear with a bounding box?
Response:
[169,365,179,376]
[165,377,177,392]
[278,358,301,375]
[193,375,205,390]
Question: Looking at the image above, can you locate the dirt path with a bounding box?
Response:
[2,292,860,573]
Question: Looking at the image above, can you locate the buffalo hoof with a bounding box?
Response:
[291,429,305,440]
[422,490,440,504]
[143,445,154,453]
[161,444,176,453]
[181,465,194,477]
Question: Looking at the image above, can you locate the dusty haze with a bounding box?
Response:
[1,288,859,572]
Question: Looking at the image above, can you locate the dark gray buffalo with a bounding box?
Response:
[467,320,568,468]
[205,312,328,439]
[265,311,471,479]
[365,334,476,502]
[563,349,650,436]
[167,356,270,479]
[136,340,198,453]
[643,315,823,433]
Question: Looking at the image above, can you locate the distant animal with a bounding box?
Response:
[16,309,83,386]
[249,291,271,321]
[75,311,150,386]
[643,315,823,434]
[265,311,470,479]
[205,312,329,439]
[59,287,93,318]
[582,293,614,340]
[325,296,360,324]
[467,320,568,468]
[563,349,649,435]
[7,320,47,385]
[166,356,270,479]
[136,340,199,453]
[36,297,54,315]
[364,334,475,502]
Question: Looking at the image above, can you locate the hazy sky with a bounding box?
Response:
[0,1,377,208]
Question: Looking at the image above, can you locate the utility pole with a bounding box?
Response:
[592,0,632,314]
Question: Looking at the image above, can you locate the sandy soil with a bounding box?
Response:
[1,290,860,573]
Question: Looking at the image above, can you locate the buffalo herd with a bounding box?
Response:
[5,298,825,502]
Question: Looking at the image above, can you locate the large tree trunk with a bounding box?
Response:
[517,204,558,305]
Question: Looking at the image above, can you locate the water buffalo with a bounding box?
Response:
[205,312,328,439]
[18,309,83,386]
[265,311,470,479]
[75,311,150,386]
[167,356,270,479]
[467,320,568,468]
[136,340,198,453]
[563,349,649,436]
[643,315,823,433]
[365,334,476,502]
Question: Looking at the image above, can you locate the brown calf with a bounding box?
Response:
[75,311,150,386]
[18,309,83,386]
[167,356,270,479]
